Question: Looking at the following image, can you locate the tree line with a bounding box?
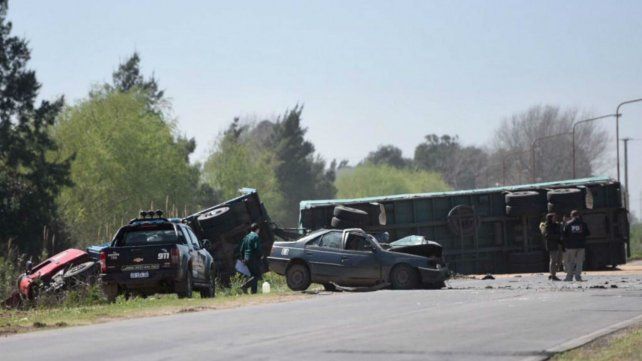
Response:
[0,0,609,258]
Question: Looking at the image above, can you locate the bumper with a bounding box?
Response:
[418,266,450,284]
[266,257,288,275]
[101,268,182,289]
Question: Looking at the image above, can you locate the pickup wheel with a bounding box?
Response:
[176,270,193,299]
[390,264,419,290]
[286,263,311,291]
[200,269,215,298]
[102,283,118,302]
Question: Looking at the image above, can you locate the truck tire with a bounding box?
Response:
[505,191,542,216]
[547,188,585,210]
[330,216,357,229]
[197,207,236,234]
[102,283,118,302]
[286,263,311,291]
[176,270,193,299]
[505,191,540,205]
[390,264,419,290]
[333,206,369,225]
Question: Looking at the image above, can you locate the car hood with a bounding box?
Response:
[386,236,443,258]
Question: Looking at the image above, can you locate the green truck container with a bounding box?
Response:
[299,176,629,274]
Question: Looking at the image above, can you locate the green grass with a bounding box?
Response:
[0,272,304,335]
[552,324,642,361]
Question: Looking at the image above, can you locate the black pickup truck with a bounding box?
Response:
[99,212,215,301]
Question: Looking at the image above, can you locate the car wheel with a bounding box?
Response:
[63,261,98,284]
[390,264,419,290]
[286,263,311,291]
[102,283,118,302]
[322,283,337,292]
[200,267,216,298]
[176,269,193,299]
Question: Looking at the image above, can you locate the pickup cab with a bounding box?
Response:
[99,213,215,301]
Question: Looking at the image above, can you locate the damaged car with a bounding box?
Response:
[268,228,449,291]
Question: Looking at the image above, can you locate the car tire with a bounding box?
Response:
[200,266,216,298]
[322,283,337,292]
[286,263,311,291]
[176,269,193,299]
[63,261,97,281]
[390,264,419,290]
[102,283,118,302]
[333,206,369,225]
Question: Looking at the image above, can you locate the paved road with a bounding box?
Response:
[2,273,642,361]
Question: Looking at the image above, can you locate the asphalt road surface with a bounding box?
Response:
[2,270,642,361]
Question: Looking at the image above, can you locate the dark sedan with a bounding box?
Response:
[268,228,449,291]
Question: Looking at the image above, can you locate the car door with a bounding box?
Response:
[182,225,206,281]
[340,232,382,286]
[304,231,344,282]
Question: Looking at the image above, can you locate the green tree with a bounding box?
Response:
[268,106,336,226]
[363,145,410,168]
[54,91,200,245]
[202,118,286,223]
[414,134,488,189]
[336,164,450,199]
[107,52,165,112]
[0,0,71,255]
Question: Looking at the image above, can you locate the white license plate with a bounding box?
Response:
[130,271,149,279]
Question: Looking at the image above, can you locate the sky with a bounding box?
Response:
[7,0,642,216]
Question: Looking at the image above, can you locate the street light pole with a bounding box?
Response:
[530,132,572,182]
[621,138,639,210]
[571,114,617,178]
[616,98,642,182]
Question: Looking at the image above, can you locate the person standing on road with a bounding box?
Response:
[562,210,591,282]
[542,213,564,281]
[239,223,263,294]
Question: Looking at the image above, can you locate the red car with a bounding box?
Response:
[18,248,92,298]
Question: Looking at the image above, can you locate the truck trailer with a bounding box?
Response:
[299,176,629,274]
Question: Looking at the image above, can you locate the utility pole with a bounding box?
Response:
[622,138,631,210]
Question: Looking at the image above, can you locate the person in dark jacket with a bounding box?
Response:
[542,213,563,281]
[562,210,591,281]
[239,223,263,294]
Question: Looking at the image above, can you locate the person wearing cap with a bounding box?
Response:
[562,210,591,281]
[239,223,263,294]
[541,213,564,281]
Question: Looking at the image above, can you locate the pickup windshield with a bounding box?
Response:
[115,224,183,246]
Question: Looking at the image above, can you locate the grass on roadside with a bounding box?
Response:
[0,272,304,336]
[551,323,642,361]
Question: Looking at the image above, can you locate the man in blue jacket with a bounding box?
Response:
[562,210,591,282]
[239,223,263,294]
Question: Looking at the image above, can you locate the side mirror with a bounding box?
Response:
[25,259,33,275]
[201,239,211,248]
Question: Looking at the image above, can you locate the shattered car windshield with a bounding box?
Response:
[390,235,426,247]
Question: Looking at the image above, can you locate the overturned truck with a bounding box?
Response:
[183,188,275,284]
[299,176,630,274]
